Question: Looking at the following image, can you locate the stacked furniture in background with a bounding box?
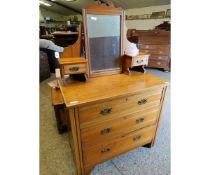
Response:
[128,30,170,71]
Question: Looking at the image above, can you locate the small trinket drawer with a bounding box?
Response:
[131,54,149,67]
[58,57,89,79]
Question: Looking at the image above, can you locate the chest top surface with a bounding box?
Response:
[59,72,168,107]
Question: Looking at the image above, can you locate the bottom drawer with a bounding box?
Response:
[83,125,156,167]
[148,60,168,68]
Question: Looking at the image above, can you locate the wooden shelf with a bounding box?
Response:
[126,17,170,21]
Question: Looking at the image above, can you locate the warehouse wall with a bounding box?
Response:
[125,5,170,30]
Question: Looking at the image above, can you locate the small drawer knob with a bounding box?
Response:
[157,62,161,65]
[136,118,144,123]
[133,135,141,141]
[101,128,111,134]
[69,67,79,72]
[100,108,112,115]
[101,147,110,153]
[138,99,147,105]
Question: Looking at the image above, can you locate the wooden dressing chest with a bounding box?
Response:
[59,72,168,175]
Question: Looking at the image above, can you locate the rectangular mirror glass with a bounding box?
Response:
[87,14,121,73]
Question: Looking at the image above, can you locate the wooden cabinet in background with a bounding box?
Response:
[128,30,170,71]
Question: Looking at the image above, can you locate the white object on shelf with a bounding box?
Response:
[124,23,139,57]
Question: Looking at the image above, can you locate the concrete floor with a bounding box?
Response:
[40,68,170,175]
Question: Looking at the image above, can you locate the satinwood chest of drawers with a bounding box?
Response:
[59,72,168,175]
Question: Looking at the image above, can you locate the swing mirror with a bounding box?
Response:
[83,3,124,77]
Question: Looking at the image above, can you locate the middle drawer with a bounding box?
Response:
[81,109,159,149]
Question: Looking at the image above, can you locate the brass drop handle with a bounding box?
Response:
[133,135,141,141]
[101,128,111,134]
[100,108,112,115]
[138,99,147,105]
[69,67,79,72]
[101,147,110,153]
[136,118,144,123]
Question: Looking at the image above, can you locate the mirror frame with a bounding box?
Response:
[83,3,124,77]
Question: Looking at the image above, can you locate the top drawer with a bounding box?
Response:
[79,88,163,128]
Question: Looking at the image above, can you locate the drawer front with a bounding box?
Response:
[148,60,168,68]
[131,55,149,67]
[139,44,169,50]
[79,88,163,128]
[141,49,169,55]
[83,125,156,166]
[63,63,86,74]
[137,36,170,45]
[81,109,159,149]
[149,55,169,61]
